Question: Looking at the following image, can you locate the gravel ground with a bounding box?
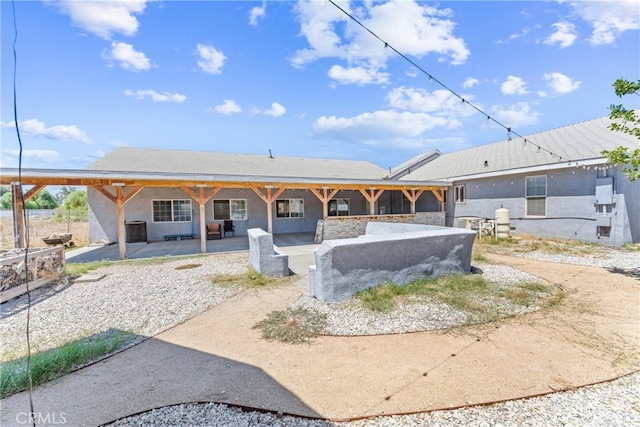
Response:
[291,262,545,336]
[0,252,248,359]
[109,371,640,427]
[2,244,638,426]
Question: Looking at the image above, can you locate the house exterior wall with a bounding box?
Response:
[448,167,639,246]
[88,186,444,243]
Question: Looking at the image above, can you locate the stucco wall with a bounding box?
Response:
[88,186,444,243]
[448,167,639,246]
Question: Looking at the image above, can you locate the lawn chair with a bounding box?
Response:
[207,223,222,240]
[223,220,235,237]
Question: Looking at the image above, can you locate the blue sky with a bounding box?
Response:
[1,0,639,172]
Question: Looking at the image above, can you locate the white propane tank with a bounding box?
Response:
[495,206,511,238]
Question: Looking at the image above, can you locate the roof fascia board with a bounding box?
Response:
[444,157,610,182]
[0,168,450,189]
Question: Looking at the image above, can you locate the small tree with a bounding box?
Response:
[602,78,640,181]
[0,188,57,209]
[53,190,88,222]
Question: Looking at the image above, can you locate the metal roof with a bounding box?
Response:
[87,147,391,180]
[400,115,640,181]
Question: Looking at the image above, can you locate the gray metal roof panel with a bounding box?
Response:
[87,147,390,180]
[401,115,639,181]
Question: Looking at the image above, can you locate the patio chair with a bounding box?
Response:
[223,220,235,237]
[207,223,222,240]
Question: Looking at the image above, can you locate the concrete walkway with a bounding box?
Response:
[1,253,638,426]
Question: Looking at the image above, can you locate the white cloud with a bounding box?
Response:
[103,42,151,71]
[491,102,541,128]
[292,0,469,85]
[313,110,450,142]
[213,100,242,115]
[570,1,640,45]
[124,89,186,103]
[543,72,581,94]
[49,0,149,40]
[387,87,471,120]
[544,22,577,48]
[328,65,389,85]
[2,118,93,144]
[496,26,531,44]
[2,149,62,163]
[501,76,528,95]
[462,77,479,89]
[263,102,286,117]
[196,44,226,75]
[249,1,267,27]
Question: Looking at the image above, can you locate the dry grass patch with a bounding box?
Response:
[252,308,327,344]
[211,268,295,289]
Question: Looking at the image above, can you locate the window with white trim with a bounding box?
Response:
[213,199,247,220]
[276,198,304,218]
[328,198,350,216]
[152,199,192,223]
[454,185,465,204]
[525,175,546,216]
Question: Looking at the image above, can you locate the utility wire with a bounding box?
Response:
[12,1,36,425]
[327,0,580,164]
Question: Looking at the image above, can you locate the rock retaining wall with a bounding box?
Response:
[318,212,445,242]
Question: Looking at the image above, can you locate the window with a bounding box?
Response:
[152,200,192,223]
[525,175,546,216]
[276,199,304,218]
[213,199,247,220]
[454,185,465,204]
[328,198,350,216]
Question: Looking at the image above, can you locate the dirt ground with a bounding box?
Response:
[0,216,89,249]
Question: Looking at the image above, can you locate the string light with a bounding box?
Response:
[327,0,578,166]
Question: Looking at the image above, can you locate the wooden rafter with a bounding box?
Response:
[309,188,340,218]
[359,188,385,215]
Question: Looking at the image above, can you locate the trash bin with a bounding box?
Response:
[126,221,147,243]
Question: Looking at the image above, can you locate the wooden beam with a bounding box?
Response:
[309,188,340,218]
[11,184,25,248]
[181,186,221,253]
[431,189,445,212]
[252,187,286,233]
[23,184,45,202]
[359,188,385,215]
[401,189,425,214]
[9,184,46,248]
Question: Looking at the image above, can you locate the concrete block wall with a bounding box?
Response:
[320,212,445,241]
[309,223,477,302]
[248,228,289,277]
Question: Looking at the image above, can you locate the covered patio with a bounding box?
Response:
[1,166,448,260]
[66,232,316,263]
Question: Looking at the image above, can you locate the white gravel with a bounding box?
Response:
[110,372,640,426]
[3,244,638,426]
[0,252,248,358]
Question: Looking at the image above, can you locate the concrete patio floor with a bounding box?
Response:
[66,232,317,263]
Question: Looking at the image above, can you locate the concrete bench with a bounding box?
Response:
[309,222,477,302]
[247,228,289,277]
